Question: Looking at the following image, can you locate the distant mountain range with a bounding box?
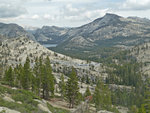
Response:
[33,13,150,50]
[1,13,150,61]
[1,13,150,49]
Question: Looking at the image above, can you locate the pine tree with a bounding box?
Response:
[4,66,14,86]
[138,104,146,113]
[41,63,46,99]
[103,84,112,109]
[31,74,36,93]
[22,57,32,90]
[93,79,102,111]
[15,64,24,88]
[84,86,91,98]
[45,56,55,98]
[13,64,23,87]
[86,76,90,84]
[33,57,41,96]
[143,78,150,113]
[93,78,112,111]
[66,67,79,108]
[59,74,66,99]
[41,56,55,99]
[130,105,138,113]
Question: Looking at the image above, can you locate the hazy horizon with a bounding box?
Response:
[1,0,150,28]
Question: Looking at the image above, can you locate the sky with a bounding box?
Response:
[0,0,150,28]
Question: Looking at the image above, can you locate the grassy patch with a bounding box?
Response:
[0,97,35,113]
[0,85,70,113]
[47,103,70,113]
[0,85,44,113]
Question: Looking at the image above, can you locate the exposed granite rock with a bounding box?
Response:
[3,96,15,102]
[0,107,20,113]
[34,99,52,113]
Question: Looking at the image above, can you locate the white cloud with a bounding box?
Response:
[0,2,27,18]
[43,14,55,20]
[121,0,150,10]
[1,0,150,27]
[31,14,39,19]
[62,4,109,22]
[43,14,51,19]
[62,4,84,16]
[51,0,99,3]
[66,4,79,13]
[84,9,109,19]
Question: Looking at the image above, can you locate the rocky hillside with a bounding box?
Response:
[0,23,36,41]
[0,85,70,113]
[0,37,106,82]
[130,42,150,76]
[62,13,150,49]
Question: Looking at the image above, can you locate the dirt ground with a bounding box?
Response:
[48,98,75,111]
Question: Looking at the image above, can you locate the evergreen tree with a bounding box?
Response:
[59,74,66,99]
[41,63,46,99]
[130,105,138,113]
[45,56,55,97]
[31,74,36,93]
[33,57,41,96]
[84,86,91,98]
[13,64,23,87]
[22,57,32,90]
[93,78,112,111]
[41,56,55,99]
[138,104,146,113]
[4,66,14,86]
[15,64,24,88]
[93,79,103,111]
[86,76,90,84]
[143,78,150,113]
[66,67,79,108]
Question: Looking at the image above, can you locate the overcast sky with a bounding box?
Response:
[0,0,150,28]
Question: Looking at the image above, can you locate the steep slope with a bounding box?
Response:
[35,13,150,50]
[0,85,71,113]
[0,37,105,82]
[0,23,36,41]
[130,42,150,76]
[34,26,69,44]
[41,13,150,62]
[58,13,150,49]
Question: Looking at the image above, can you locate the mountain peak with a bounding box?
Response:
[0,22,36,41]
[93,13,121,24]
[104,13,121,18]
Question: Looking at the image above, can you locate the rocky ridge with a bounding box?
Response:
[34,13,150,50]
[0,23,36,41]
[0,37,105,83]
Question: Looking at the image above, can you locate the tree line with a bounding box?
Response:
[2,57,80,108]
[3,56,149,112]
[1,56,120,112]
[4,56,55,99]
